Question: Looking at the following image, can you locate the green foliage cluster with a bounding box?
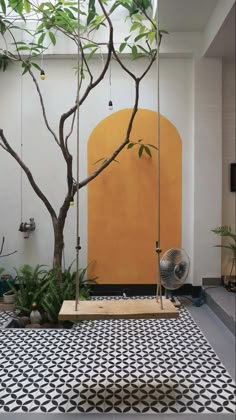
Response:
[41,263,97,323]
[11,263,97,323]
[0,54,11,71]
[0,0,162,74]
[13,264,49,314]
[127,138,158,157]
[211,225,236,258]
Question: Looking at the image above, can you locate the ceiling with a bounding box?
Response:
[159,0,218,32]
[158,0,235,58]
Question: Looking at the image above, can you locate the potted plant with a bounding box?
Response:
[3,288,16,304]
[0,272,14,299]
[211,225,236,291]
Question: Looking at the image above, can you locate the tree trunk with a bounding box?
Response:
[53,221,65,288]
[52,198,71,287]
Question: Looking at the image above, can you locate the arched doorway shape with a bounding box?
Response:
[87,109,182,284]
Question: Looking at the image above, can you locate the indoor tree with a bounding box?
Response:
[0,0,162,283]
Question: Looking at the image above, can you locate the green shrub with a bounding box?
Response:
[12,264,49,315]
[211,225,236,258]
[41,263,98,323]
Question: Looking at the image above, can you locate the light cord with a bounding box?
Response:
[109,60,112,101]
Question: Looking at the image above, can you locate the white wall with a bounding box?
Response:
[0,57,193,279]
[0,53,225,287]
[193,57,222,285]
[222,59,236,274]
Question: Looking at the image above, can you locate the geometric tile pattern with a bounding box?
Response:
[0,299,235,414]
[0,311,15,327]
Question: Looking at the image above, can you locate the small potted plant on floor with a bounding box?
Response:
[211,225,236,292]
[0,272,15,303]
[3,287,16,304]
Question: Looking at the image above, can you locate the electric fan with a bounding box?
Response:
[160,248,190,303]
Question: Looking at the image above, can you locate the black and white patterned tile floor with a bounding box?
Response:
[0,300,235,414]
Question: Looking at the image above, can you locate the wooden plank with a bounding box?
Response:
[58,298,178,321]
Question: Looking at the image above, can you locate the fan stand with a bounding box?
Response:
[58,1,178,322]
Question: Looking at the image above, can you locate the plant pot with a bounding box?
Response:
[3,290,15,304]
[0,274,13,297]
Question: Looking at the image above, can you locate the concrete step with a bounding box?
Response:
[204,286,236,336]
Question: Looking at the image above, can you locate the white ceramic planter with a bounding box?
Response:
[3,290,15,304]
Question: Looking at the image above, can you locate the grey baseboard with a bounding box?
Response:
[202,277,222,286]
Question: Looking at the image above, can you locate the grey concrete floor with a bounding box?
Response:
[0,300,235,420]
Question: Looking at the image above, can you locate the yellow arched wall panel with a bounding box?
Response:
[87,109,182,284]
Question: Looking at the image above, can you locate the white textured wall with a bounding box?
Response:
[222,59,236,274]
[0,57,193,279]
[193,57,222,285]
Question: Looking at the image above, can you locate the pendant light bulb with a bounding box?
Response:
[40,69,46,80]
[108,100,113,111]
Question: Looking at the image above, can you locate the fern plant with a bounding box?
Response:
[12,264,49,315]
[211,225,236,258]
[42,264,97,323]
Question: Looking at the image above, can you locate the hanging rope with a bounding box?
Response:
[155,0,163,309]
[75,0,81,311]
[20,73,23,223]
[108,60,113,110]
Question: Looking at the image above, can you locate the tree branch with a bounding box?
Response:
[0,129,57,221]
[78,78,140,189]
[28,69,60,147]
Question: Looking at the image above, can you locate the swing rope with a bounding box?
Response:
[74,0,163,310]
[155,0,163,309]
[20,73,23,224]
[75,1,81,311]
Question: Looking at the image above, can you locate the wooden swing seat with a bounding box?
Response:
[58,298,178,321]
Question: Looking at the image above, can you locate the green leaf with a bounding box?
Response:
[0,20,7,35]
[130,22,140,32]
[119,42,127,53]
[22,63,31,75]
[137,138,143,142]
[86,46,98,60]
[144,146,152,157]
[127,142,135,149]
[136,45,150,55]
[24,0,31,13]
[17,46,31,51]
[82,42,97,50]
[147,143,158,150]
[48,31,56,45]
[93,157,106,165]
[9,0,23,14]
[109,0,119,14]
[31,62,42,71]
[38,32,46,45]
[0,0,6,15]
[134,32,148,42]
[87,10,96,25]
[131,45,138,59]
[138,144,144,158]
[64,7,76,19]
